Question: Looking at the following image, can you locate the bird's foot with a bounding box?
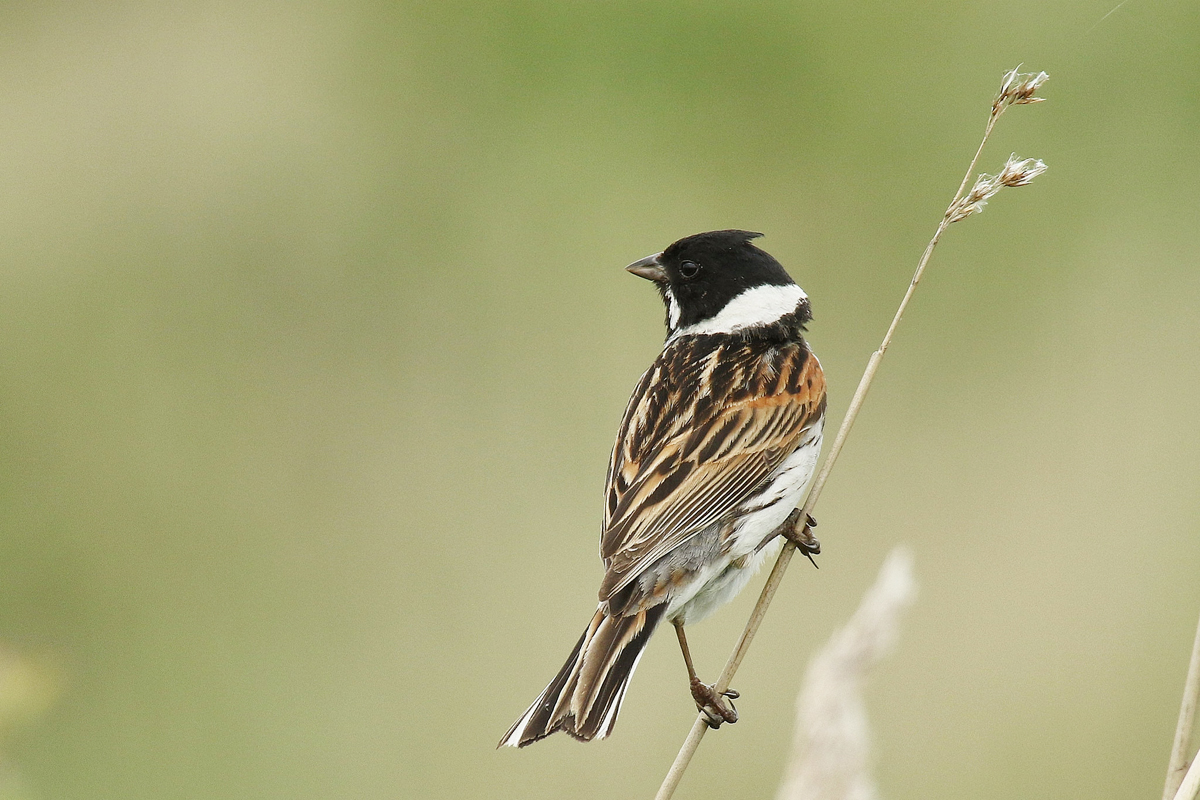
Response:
[690,678,739,729]
[780,509,820,563]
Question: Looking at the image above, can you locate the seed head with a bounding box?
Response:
[946,154,1047,223]
[947,173,1001,222]
[998,154,1048,187]
[994,67,1049,113]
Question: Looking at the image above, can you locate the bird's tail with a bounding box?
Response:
[498,603,665,747]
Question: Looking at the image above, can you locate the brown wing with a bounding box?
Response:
[598,337,826,603]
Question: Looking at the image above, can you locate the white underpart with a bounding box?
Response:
[672,283,808,339]
[666,421,824,625]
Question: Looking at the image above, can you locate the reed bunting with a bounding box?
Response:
[500,230,826,747]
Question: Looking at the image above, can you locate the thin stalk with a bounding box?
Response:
[1174,751,1200,800]
[1165,609,1200,800]
[654,92,1024,800]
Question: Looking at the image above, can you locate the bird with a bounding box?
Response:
[499,230,826,748]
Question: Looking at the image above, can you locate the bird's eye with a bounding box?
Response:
[679,261,701,279]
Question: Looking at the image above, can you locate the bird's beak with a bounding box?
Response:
[625,252,667,282]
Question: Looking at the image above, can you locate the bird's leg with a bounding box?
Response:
[777,508,820,566]
[673,619,738,729]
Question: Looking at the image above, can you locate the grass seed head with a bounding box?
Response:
[994,67,1049,113]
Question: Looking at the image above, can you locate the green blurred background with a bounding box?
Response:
[0,1,1198,798]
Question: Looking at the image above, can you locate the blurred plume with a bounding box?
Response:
[776,548,917,800]
[0,647,62,800]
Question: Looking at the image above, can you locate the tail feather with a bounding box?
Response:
[498,604,665,747]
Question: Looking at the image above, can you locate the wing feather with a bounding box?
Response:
[598,338,825,604]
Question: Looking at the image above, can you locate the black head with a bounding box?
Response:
[626,230,809,337]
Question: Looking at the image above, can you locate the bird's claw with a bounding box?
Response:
[691,678,739,729]
[779,509,821,562]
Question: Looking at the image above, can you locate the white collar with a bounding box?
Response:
[670,283,807,340]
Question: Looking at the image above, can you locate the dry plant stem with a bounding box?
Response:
[1174,753,1200,800]
[1165,610,1200,800]
[654,96,1017,800]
